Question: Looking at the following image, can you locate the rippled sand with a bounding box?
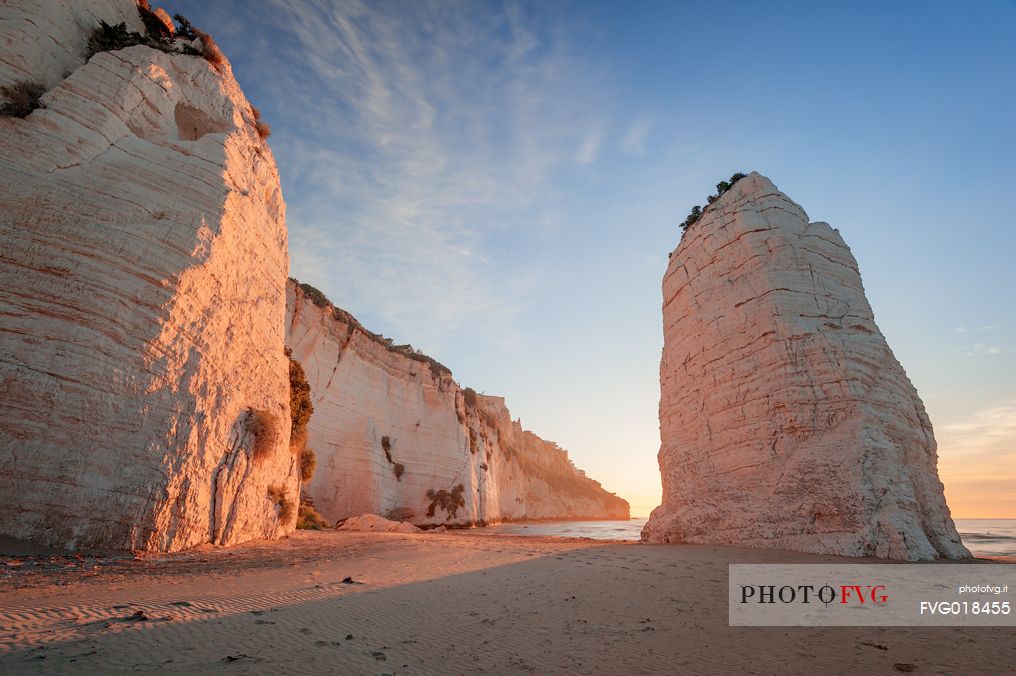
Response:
[1,530,1013,674]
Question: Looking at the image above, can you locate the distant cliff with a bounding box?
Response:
[0,0,298,551]
[286,280,630,526]
[643,172,968,560]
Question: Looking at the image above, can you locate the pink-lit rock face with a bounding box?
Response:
[642,173,969,561]
[286,281,630,527]
[0,1,298,551]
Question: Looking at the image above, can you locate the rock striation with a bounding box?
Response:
[0,0,298,551]
[286,281,630,527]
[642,173,969,560]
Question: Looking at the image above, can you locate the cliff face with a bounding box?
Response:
[286,281,629,526]
[0,0,298,551]
[643,173,968,561]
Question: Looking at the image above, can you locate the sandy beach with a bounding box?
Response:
[1,531,1013,675]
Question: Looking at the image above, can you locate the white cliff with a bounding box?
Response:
[286,281,630,527]
[642,172,969,561]
[0,0,298,551]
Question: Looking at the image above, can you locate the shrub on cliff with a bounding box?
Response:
[296,504,329,529]
[298,282,332,308]
[137,3,172,40]
[173,13,198,40]
[86,13,226,71]
[463,387,478,408]
[193,29,225,69]
[86,21,155,59]
[251,106,271,140]
[0,81,46,118]
[300,447,317,483]
[246,408,279,461]
[286,349,313,449]
[426,484,466,519]
[680,172,749,233]
[267,485,294,523]
[393,463,405,481]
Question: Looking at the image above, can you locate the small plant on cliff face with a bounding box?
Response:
[85,12,225,71]
[267,485,294,523]
[251,105,271,140]
[298,282,332,308]
[425,484,466,519]
[679,172,749,234]
[193,28,225,69]
[381,435,393,463]
[86,21,150,58]
[462,387,478,408]
[0,81,46,118]
[246,408,279,461]
[296,503,329,529]
[137,2,172,40]
[393,463,405,481]
[286,348,313,450]
[173,13,198,40]
[300,447,317,483]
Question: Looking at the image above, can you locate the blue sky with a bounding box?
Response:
[173,0,1015,517]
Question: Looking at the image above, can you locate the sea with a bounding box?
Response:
[471,518,1016,558]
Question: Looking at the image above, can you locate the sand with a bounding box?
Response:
[1,531,1013,674]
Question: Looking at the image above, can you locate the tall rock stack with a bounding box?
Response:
[0,0,298,551]
[642,172,969,561]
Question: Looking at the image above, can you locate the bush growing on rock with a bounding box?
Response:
[173,13,198,40]
[251,106,271,140]
[267,485,294,523]
[296,504,329,529]
[193,28,225,69]
[298,281,332,308]
[245,408,279,461]
[426,484,465,519]
[393,463,405,481]
[300,447,317,483]
[0,81,46,118]
[680,172,749,233]
[86,21,153,58]
[286,348,313,449]
[86,11,226,71]
[137,2,173,39]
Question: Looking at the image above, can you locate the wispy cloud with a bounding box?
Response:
[938,401,1016,516]
[955,325,994,334]
[255,0,603,351]
[621,116,651,155]
[575,128,603,164]
[959,344,1005,357]
[939,403,1016,457]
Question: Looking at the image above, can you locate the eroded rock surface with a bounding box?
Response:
[642,173,968,561]
[286,281,630,527]
[0,0,298,551]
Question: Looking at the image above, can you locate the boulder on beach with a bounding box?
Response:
[337,514,423,534]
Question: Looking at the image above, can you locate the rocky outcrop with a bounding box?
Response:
[642,173,968,561]
[337,514,424,534]
[286,281,630,527]
[0,0,298,551]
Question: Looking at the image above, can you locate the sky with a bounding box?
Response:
[173,0,1015,518]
